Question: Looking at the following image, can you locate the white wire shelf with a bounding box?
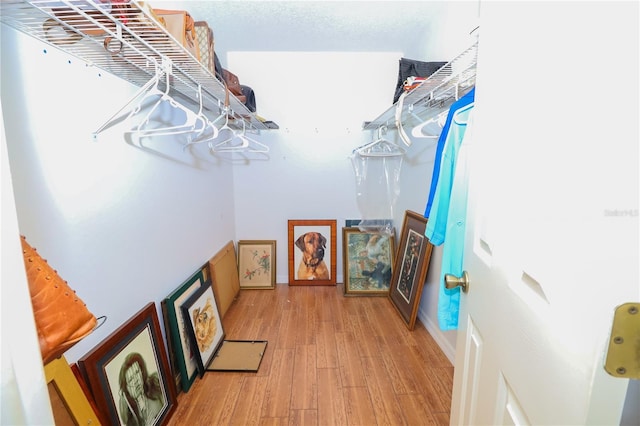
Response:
[0,0,276,132]
[363,41,478,131]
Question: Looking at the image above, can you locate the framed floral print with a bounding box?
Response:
[237,240,276,289]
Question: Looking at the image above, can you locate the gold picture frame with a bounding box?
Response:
[342,227,396,296]
[237,240,276,289]
[44,356,103,426]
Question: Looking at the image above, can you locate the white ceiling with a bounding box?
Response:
[151,1,479,62]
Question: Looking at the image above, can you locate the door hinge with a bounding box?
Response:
[604,302,640,379]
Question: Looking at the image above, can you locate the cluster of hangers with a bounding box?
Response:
[353,125,405,158]
[94,63,268,153]
[353,108,448,158]
[353,90,451,158]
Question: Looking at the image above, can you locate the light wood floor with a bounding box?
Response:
[167,284,453,426]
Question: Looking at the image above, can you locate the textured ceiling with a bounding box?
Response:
[151,1,478,60]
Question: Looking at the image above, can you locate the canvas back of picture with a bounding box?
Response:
[208,241,240,318]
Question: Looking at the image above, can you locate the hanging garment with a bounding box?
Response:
[350,153,403,235]
[423,88,475,218]
[425,104,474,330]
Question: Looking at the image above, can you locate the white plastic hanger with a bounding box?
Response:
[353,126,405,157]
[453,102,474,125]
[182,104,225,149]
[395,91,412,147]
[210,118,269,153]
[126,71,208,137]
[411,109,447,138]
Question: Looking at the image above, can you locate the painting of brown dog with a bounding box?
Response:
[288,220,337,285]
[295,231,330,280]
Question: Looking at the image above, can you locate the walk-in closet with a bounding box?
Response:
[2,1,638,425]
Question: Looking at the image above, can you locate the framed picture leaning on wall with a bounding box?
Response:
[388,210,434,330]
[237,240,276,289]
[288,219,337,286]
[78,303,177,426]
[342,227,396,296]
[44,356,102,426]
[181,283,225,377]
[161,268,205,393]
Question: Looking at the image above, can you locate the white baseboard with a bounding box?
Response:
[417,308,456,365]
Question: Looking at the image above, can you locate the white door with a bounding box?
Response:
[450,2,639,425]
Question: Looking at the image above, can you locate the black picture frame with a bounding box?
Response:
[181,283,225,377]
[161,267,205,393]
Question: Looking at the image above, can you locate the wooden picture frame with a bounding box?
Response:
[161,268,205,393]
[237,240,276,289]
[388,210,434,330]
[181,283,225,377]
[44,356,103,426]
[77,303,177,425]
[342,227,396,296]
[288,219,337,285]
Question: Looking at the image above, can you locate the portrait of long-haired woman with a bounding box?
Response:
[118,352,165,426]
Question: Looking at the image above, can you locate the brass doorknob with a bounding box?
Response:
[444,271,469,293]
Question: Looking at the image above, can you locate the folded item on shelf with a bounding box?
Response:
[393,58,447,104]
[153,8,200,61]
[195,21,216,76]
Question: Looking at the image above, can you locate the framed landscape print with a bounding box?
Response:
[162,268,205,393]
[181,283,225,376]
[388,210,434,330]
[288,219,337,286]
[78,303,177,426]
[237,240,276,289]
[342,227,396,296]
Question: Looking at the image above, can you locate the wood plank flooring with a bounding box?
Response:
[166,284,453,426]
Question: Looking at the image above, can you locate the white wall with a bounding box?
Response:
[228,51,401,283]
[1,25,238,363]
[0,1,477,370]
[1,104,55,426]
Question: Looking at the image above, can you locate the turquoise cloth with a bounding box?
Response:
[424,88,475,219]
[425,104,474,330]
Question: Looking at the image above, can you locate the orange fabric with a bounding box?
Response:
[21,236,97,364]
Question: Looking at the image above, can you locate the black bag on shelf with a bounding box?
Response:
[393,58,448,104]
[240,85,256,112]
[213,52,256,112]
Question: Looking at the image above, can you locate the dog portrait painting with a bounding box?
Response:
[296,231,330,280]
[192,298,217,353]
[181,284,224,376]
[288,220,337,285]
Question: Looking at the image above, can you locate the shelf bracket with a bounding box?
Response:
[92,74,159,139]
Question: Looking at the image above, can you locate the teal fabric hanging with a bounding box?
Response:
[425,102,475,331]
